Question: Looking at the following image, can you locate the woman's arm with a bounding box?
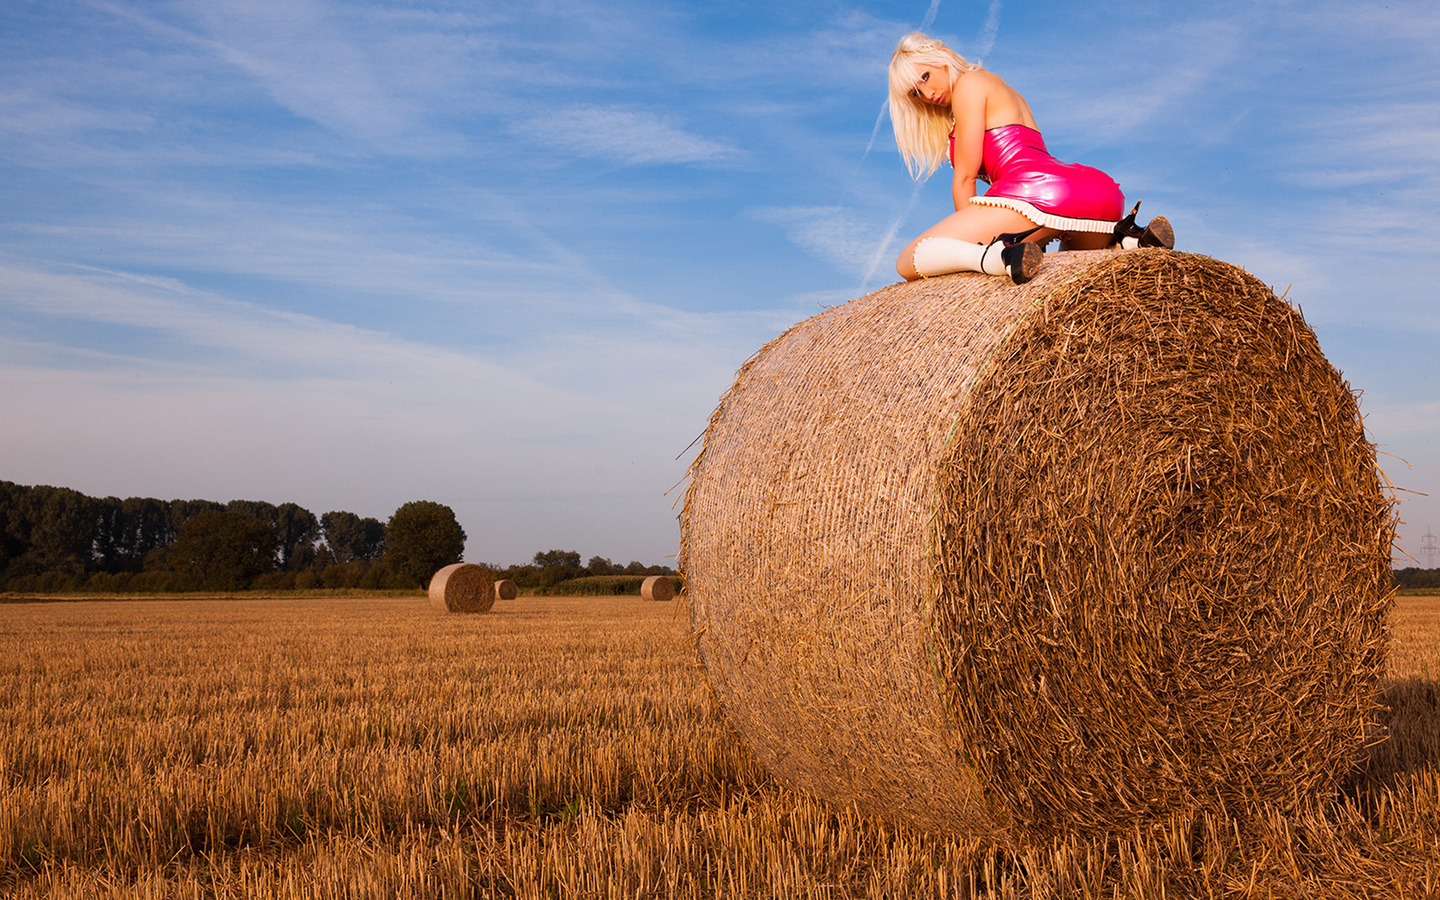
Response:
[949,73,989,211]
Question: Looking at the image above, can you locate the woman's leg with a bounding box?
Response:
[1058,231,1111,251]
[896,205,1058,282]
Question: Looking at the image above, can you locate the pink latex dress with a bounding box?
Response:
[951,124,1124,233]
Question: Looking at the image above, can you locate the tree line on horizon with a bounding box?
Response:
[496,549,677,593]
[1393,567,1440,589]
[0,481,672,594]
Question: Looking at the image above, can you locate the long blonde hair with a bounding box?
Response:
[888,32,981,179]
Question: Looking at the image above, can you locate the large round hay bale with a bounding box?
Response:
[641,575,676,602]
[681,249,1394,841]
[427,563,495,613]
[494,579,518,601]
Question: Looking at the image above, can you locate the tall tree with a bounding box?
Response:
[5,484,98,578]
[121,496,175,567]
[321,511,386,563]
[533,549,581,570]
[168,499,225,536]
[91,496,127,573]
[273,503,318,570]
[0,481,29,580]
[383,501,466,586]
[94,495,181,573]
[166,510,276,590]
[533,549,582,586]
[226,499,279,530]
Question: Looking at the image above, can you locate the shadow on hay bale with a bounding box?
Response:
[428,563,495,613]
[494,579,519,601]
[641,575,676,602]
[681,249,1395,841]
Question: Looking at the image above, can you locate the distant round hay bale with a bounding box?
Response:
[681,250,1394,841]
[427,563,495,613]
[494,579,518,601]
[641,575,676,602]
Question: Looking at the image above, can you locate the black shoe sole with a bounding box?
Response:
[1140,216,1174,250]
[1001,242,1044,285]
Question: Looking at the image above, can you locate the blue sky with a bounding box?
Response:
[2,0,1437,567]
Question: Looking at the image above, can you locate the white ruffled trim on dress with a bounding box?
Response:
[970,196,1116,234]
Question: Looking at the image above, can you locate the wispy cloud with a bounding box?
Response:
[194,1,417,142]
[0,87,152,137]
[1279,102,1440,191]
[0,255,782,560]
[4,0,1439,563]
[82,0,492,154]
[752,205,904,281]
[509,106,739,166]
[971,0,1002,60]
[3,261,518,382]
[920,0,944,31]
[1366,402,1440,439]
[1018,16,1247,146]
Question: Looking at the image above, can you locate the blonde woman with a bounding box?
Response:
[889,32,1172,284]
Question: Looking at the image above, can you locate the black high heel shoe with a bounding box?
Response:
[993,225,1045,285]
[1111,200,1175,250]
[995,225,1045,246]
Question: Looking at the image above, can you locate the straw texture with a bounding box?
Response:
[494,579,519,601]
[641,575,676,602]
[427,563,495,614]
[680,249,1394,841]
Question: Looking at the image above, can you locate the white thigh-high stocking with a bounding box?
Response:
[911,237,1043,284]
[911,237,1008,277]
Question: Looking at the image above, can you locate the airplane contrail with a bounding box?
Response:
[920,0,943,30]
[975,0,1002,58]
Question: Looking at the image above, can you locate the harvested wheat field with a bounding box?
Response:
[684,250,1394,841]
[1,592,1437,898]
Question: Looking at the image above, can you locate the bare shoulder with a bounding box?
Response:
[957,69,1007,96]
[950,69,996,121]
[960,69,1034,129]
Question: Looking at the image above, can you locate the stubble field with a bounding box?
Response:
[1,592,1437,898]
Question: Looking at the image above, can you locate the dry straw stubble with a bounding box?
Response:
[3,595,1437,897]
[427,563,495,613]
[681,249,1394,842]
